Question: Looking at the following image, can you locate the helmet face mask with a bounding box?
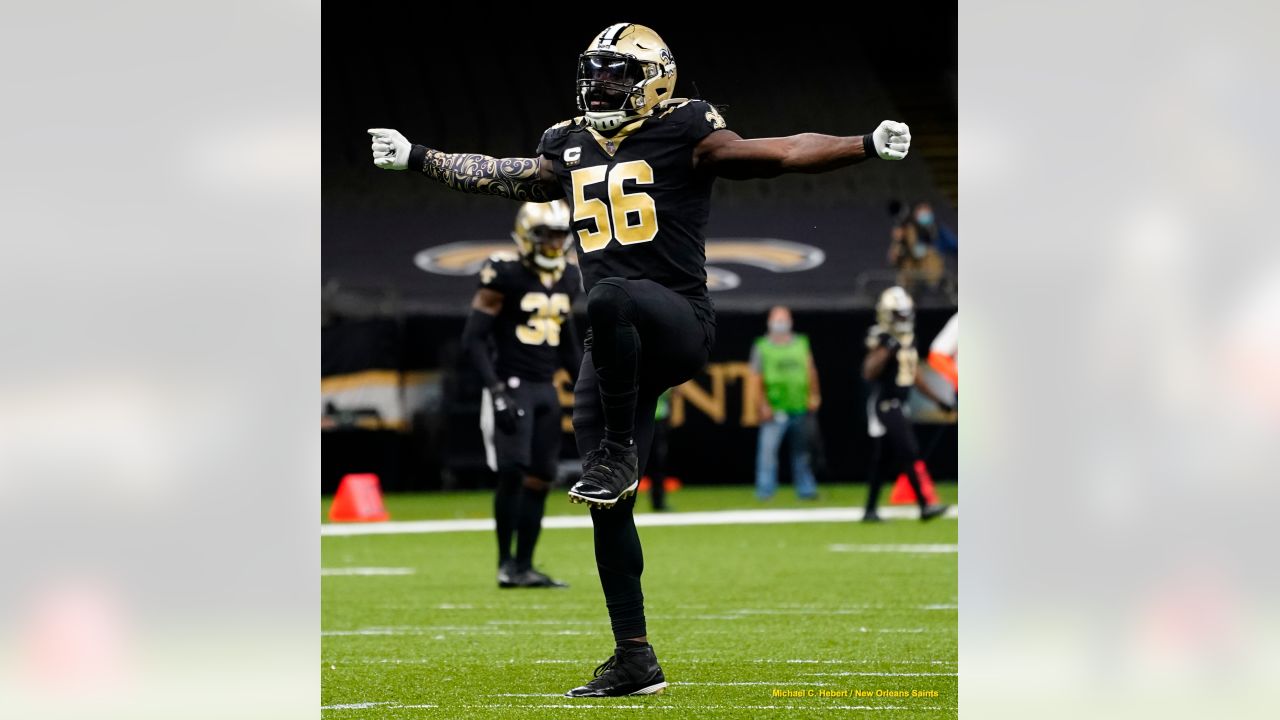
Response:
[577,53,648,113]
[576,24,676,132]
[526,225,572,270]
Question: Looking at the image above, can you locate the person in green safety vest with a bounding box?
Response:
[748,306,822,500]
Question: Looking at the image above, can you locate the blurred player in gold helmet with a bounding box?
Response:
[512,200,573,273]
[862,287,953,523]
[463,201,582,590]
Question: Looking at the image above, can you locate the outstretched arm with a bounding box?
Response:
[368,128,563,202]
[693,120,910,180]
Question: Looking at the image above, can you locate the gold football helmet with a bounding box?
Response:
[876,286,916,337]
[576,23,677,132]
[512,200,573,271]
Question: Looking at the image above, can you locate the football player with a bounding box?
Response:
[862,287,952,522]
[369,23,912,698]
[462,200,581,589]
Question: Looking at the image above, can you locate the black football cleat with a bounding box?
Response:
[920,503,951,521]
[506,567,569,588]
[568,439,639,509]
[565,643,668,697]
[497,559,518,588]
[862,510,884,523]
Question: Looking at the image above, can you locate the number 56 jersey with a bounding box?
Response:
[536,99,727,299]
[479,254,581,383]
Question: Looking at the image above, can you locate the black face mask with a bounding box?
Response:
[577,53,645,112]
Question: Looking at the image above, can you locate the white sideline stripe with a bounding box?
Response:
[322,702,437,711]
[677,676,950,684]
[324,626,941,638]
[803,666,957,671]
[321,567,414,576]
[828,544,958,554]
[326,657,956,666]
[323,505,958,536]
[462,703,947,711]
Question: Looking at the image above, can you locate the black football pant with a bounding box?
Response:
[864,403,930,514]
[483,380,561,571]
[575,277,715,642]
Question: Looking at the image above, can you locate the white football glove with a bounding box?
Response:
[871,120,911,160]
[368,128,411,170]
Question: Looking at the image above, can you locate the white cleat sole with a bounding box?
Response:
[630,681,668,695]
[567,480,639,510]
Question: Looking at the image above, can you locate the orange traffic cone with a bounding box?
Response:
[888,461,939,505]
[328,473,390,522]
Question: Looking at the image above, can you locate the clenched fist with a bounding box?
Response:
[870,120,911,160]
[368,128,411,170]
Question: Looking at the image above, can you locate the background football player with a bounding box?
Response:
[862,286,952,522]
[461,200,581,589]
[370,23,912,698]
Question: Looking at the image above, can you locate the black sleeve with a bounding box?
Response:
[535,123,564,159]
[684,100,728,144]
[461,308,501,388]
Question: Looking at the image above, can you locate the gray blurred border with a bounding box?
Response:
[961,2,1280,718]
[0,2,318,717]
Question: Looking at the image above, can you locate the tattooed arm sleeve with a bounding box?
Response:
[406,145,564,201]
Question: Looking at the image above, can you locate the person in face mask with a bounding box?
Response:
[887,201,950,293]
[748,306,823,501]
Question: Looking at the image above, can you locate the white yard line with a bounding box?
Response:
[802,672,958,677]
[458,703,949,711]
[322,702,437,711]
[828,544,958,554]
[326,657,957,666]
[321,567,414,576]
[323,505,957,537]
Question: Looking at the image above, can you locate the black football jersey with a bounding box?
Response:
[536,99,727,299]
[478,254,581,382]
[866,326,918,403]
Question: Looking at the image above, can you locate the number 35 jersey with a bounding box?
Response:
[479,254,581,383]
[536,99,727,299]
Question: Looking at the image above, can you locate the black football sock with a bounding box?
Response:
[494,469,521,565]
[586,280,640,447]
[864,471,885,515]
[590,493,647,642]
[514,484,548,572]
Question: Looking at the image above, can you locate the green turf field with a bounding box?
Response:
[322,484,957,718]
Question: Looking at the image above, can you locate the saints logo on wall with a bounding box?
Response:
[414,238,825,291]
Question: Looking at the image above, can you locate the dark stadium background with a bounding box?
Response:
[323,8,957,492]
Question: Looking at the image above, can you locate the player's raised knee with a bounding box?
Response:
[586,278,635,320]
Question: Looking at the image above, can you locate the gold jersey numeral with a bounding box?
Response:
[515,292,571,346]
[895,347,918,387]
[570,160,659,253]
